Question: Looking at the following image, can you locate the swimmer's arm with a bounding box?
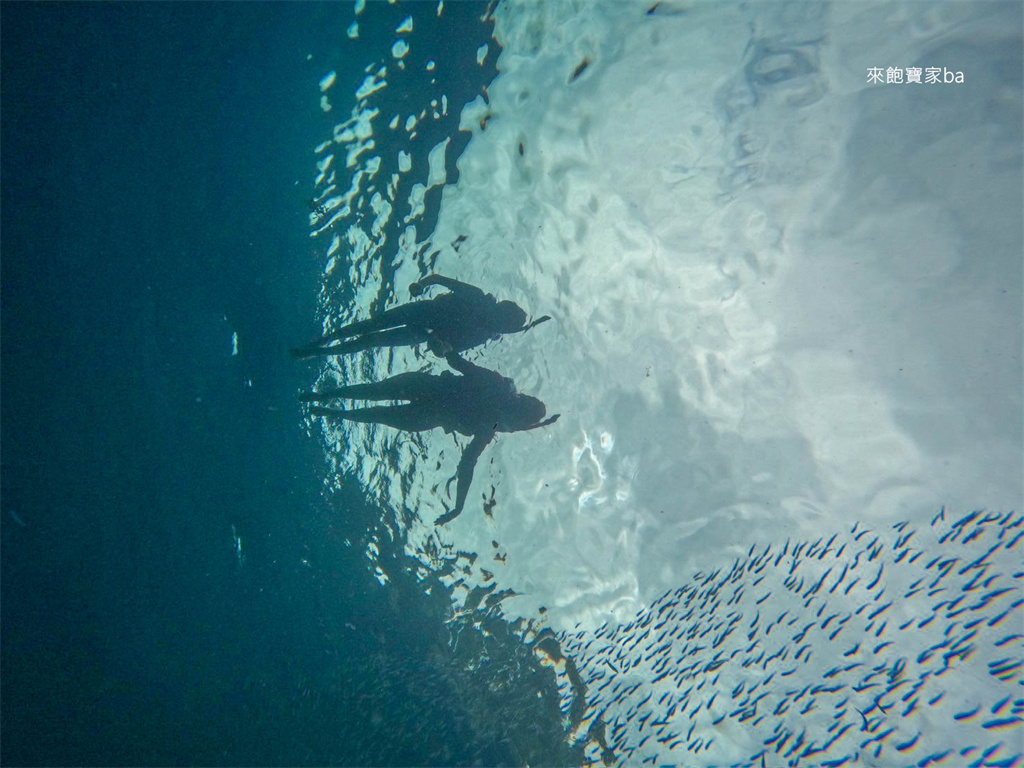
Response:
[445,352,500,383]
[412,275,486,301]
[445,351,475,375]
[437,432,493,525]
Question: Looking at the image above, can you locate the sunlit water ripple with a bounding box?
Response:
[303,2,1022,764]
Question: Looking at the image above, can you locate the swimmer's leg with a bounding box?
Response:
[307,326,429,357]
[300,371,441,402]
[308,405,438,432]
[290,304,433,358]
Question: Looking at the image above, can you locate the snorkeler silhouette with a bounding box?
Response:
[290,274,550,359]
[302,352,559,524]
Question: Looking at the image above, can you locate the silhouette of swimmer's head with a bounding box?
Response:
[498,395,546,432]
[494,301,527,333]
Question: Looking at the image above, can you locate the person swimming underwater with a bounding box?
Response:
[290,274,549,359]
[301,352,559,524]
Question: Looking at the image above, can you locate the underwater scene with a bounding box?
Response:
[296,2,1022,766]
[1,1,1020,766]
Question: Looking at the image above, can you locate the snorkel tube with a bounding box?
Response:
[522,413,560,431]
[518,315,552,334]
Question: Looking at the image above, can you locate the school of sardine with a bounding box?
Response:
[543,509,1022,767]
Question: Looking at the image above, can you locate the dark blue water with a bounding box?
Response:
[1,4,574,765]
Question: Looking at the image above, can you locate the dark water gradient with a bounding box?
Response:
[1,3,573,765]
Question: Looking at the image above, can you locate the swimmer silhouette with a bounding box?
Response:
[302,352,559,524]
[290,274,550,359]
